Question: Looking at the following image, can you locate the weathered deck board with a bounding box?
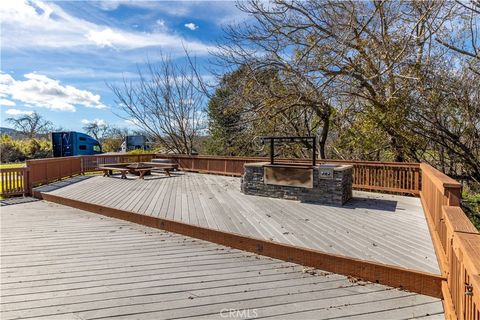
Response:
[0,201,443,319]
[38,172,439,274]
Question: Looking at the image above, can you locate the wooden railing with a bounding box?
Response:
[156,154,422,195]
[1,154,158,197]
[1,154,421,196]
[420,163,480,320]
[0,167,28,197]
[26,157,83,188]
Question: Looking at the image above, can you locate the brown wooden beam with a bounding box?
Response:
[40,192,444,298]
[420,193,448,276]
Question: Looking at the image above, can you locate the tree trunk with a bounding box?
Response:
[318,106,331,160]
[390,136,405,162]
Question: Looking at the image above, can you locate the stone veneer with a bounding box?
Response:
[241,162,353,205]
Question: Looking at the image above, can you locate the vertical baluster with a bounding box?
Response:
[13,171,17,192]
[11,170,13,193]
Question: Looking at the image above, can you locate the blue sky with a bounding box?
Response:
[0,0,248,132]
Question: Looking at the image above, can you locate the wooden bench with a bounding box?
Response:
[150,167,173,177]
[142,163,178,178]
[129,166,175,179]
[99,166,130,179]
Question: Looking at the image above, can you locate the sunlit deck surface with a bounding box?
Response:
[0,201,444,319]
[37,172,440,274]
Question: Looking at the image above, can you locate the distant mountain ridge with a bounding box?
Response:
[0,127,22,137]
[0,127,50,139]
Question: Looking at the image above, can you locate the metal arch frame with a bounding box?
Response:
[260,136,317,166]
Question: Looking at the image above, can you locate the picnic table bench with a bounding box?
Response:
[99,166,130,179]
[99,162,179,179]
[140,162,179,178]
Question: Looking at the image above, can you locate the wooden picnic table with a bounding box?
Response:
[99,162,179,179]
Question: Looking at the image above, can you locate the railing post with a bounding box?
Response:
[23,167,29,196]
[27,162,33,196]
[445,186,461,207]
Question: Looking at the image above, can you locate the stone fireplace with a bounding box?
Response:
[241,162,353,205]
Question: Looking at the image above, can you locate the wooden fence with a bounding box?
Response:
[26,157,83,189]
[156,154,422,195]
[0,167,28,197]
[420,163,480,320]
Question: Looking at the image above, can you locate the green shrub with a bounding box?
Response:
[0,135,25,163]
[462,191,480,230]
[0,135,52,163]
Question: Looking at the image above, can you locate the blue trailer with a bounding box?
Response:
[52,132,102,157]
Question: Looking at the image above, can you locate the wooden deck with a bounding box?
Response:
[0,201,444,319]
[37,172,440,275]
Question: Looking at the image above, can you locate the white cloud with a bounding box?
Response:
[0,72,106,112]
[93,1,122,11]
[86,28,127,48]
[35,68,138,81]
[0,99,16,106]
[93,1,248,25]
[4,109,34,116]
[82,118,107,126]
[184,23,199,31]
[0,0,214,54]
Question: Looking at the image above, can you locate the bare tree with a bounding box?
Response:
[216,0,454,161]
[109,54,206,154]
[82,120,109,143]
[101,127,129,152]
[6,112,52,138]
[411,65,480,182]
[216,2,335,159]
[435,0,480,74]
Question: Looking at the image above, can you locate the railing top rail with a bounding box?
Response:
[23,154,157,164]
[155,154,421,167]
[454,232,480,274]
[0,167,27,172]
[443,206,479,234]
[25,156,83,164]
[82,153,157,158]
[21,153,421,168]
[420,163,461,190]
